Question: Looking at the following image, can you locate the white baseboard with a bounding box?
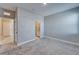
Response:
[17,39,35,46]
[45,35,79,46]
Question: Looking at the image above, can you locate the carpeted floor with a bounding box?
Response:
[1,37,79,55]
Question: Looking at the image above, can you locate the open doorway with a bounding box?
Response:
[35,21,40,39]
[0,17,15,45]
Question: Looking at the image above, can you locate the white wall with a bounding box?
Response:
[17,8,44,44]
[45,7,79,38]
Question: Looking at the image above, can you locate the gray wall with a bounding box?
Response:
[44,7,79,42]
[17,8,44,44]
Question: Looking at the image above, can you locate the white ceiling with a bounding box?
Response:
[0,3,79,16]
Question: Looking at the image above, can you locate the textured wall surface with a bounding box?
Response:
[44,7,79,43]
[17,8,44,44]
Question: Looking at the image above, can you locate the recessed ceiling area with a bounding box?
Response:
[0,3,79,16]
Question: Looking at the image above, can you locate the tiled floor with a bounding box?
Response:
[0,34,14,44]
[0,43,16,54]
[0,36,16,53]
[1,37,79,55]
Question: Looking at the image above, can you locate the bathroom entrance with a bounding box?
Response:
[35,21,40,39]
[0,17,15,45]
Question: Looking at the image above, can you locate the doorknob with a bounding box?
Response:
[16,32,18,34]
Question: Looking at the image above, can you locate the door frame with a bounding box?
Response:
[35,21,40,38]
[1,17,15,44]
